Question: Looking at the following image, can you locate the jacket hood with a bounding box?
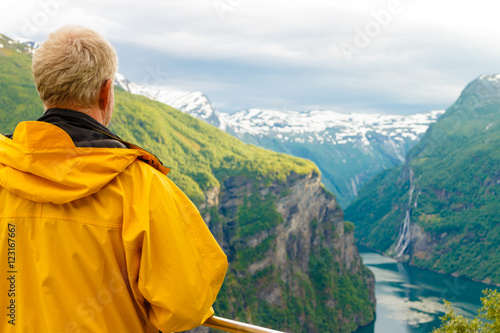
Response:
[0,121,167,204]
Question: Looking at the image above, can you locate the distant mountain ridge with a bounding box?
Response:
[115,74,444,207]
[114,74,442,144]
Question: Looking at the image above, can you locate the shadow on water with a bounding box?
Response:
[355,244,499,333]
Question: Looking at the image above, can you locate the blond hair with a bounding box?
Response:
[32,26,118,109]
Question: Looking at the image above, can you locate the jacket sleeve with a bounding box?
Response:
[122,167,228,332]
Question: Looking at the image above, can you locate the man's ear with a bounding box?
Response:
[99,79,113,110]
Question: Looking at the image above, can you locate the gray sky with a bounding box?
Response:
[2,0,499,114]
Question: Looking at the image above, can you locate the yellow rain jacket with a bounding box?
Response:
[0,119,228,332]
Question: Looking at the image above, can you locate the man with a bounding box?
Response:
[0,26,227,332]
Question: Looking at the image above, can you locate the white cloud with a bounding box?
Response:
[1,0,499,114]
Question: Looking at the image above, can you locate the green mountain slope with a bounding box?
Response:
[345,74,500,283]
[0,34,375,332]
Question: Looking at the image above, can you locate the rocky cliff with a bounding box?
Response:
[195,170,375,332]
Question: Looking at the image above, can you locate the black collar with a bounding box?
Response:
[35,108,126,148]
[40,108,118,137]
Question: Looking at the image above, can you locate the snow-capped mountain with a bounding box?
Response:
[115,74,221,126]
[224,108,441,147]
[115,73,442,149]
[115,73,444,207]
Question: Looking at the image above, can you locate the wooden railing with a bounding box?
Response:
[203,316,286,333]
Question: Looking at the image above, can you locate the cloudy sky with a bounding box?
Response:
[1,0,499,114]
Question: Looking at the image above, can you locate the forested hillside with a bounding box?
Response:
[345,74,500,284]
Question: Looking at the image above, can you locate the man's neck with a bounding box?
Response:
[44,104,109,127]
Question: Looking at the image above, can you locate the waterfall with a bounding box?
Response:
[394,165,414,258]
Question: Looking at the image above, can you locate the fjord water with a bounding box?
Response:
[355,245,499,333]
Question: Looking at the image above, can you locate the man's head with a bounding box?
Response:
[32,26,118,126]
